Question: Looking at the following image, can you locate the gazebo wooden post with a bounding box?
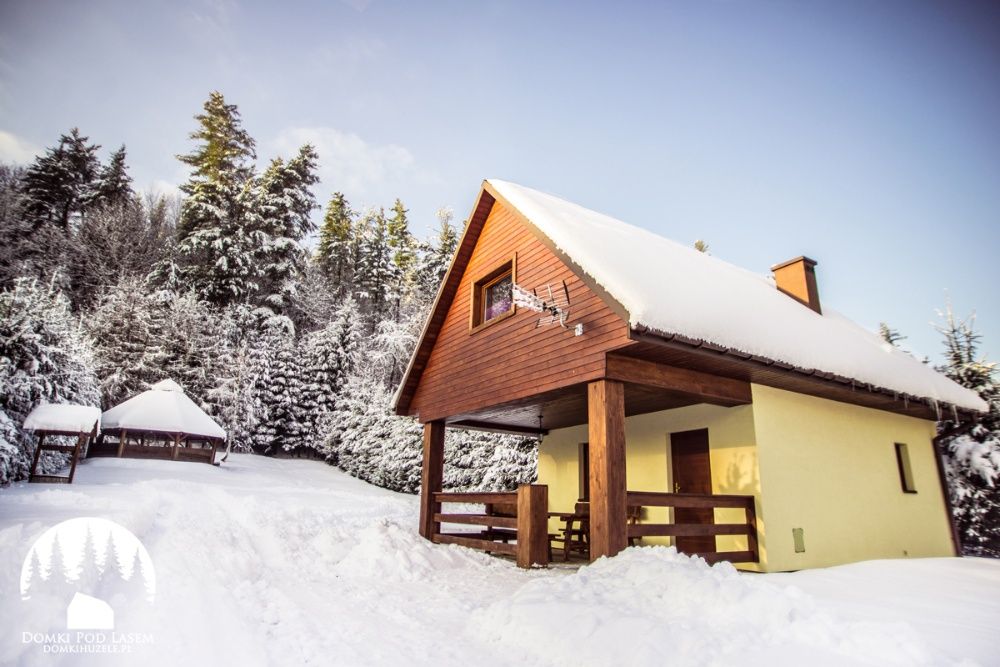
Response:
[588,379,628,560]
[29,433,46,479]
[116,429,128,458]
[67,432,85,484]
[419,420,446,539]
[172,433,181,460]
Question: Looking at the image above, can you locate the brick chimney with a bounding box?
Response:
[771,256,822,314]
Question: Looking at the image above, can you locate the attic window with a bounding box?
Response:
[471,256,516,331]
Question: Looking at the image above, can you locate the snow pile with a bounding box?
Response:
[488,180,985,412]
[336,519,499,581]
[472,547,933,666]
[22,403,101,434]
[101,378,226,439]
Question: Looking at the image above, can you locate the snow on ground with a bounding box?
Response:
[1,455,998,667]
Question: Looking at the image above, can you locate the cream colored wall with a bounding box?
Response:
[751,383,954,571]
[537,403,764,570]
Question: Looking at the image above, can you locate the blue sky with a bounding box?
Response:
[0,0,997,363]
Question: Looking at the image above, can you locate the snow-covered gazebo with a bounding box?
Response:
[23,403,101,483]
[91,379,226,465]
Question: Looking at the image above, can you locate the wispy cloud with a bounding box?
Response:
[270,126,429,202]
[0,130,40,164]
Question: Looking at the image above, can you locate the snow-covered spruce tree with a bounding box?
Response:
[936,308,1000,557]
[0,278,99,484]
[151,289,228,409]
[92,145,134,208]
[323,370,538,494]
[322,370,424,492]
[316,192,355,294]
[208,305,276,453]
[247,315,304,455]
[171,91,259,307]
[386,198,416,321]
[87,278,166,407]
[352,208,393,326]
[20,128,101,232]
[444,429,538,491]
[298,297,362,452]
[249,145,319,314]
[0,164,36,287]
[415,206,458,304]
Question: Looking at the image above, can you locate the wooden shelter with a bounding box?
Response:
[394,179,985,570]
[23,404,101,484]
[89,379,226,464]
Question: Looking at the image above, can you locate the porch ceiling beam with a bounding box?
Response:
[605,355,752,407]
[448,419,549,437]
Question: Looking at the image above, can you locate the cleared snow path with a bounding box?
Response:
[1,455,997,666]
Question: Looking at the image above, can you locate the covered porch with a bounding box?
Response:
[418,355,761,568]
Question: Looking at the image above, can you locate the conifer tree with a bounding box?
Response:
[250,145,319,314]
[249,316,303,454]
[87,278,165,407]
[936,306,1000,557]
[93,145,134,207]
[386,198,416,320]
[879,322,907,347]
[353,208,393,324]
[21,128,101,232]
[417,207,458,300]
[173,91,258,306]
[298,297,362,451]
[316,192,354,291]
[0,278,100,484]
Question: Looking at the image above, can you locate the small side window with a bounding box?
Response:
[470,257,516,331]
[895,442,917,493]
[578,442,590,501]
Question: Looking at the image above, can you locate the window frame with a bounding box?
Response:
[578,442,590,501]
[469,255,517,333]
[894,442,917,494]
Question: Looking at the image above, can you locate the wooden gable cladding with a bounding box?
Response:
[407,197,633,424]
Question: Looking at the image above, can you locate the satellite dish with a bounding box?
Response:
[512,280,573,329]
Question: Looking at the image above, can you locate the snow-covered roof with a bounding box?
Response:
[101,379,227,440]
[488,179,986,413]
[23,404,101,434]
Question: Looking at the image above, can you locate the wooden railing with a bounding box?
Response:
[626,491,759,564]
[431,484,549,568]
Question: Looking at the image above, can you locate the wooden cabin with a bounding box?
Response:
[395,179,986,571]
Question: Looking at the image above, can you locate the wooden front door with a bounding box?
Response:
[670,428,715,554]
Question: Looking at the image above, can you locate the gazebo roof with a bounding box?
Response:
[101,379,226,440]
[23,404,101,435]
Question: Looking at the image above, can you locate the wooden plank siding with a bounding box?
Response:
[408,198,633,424]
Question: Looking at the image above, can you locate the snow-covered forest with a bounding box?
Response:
[0,91,997,557]
[0,91,535,493]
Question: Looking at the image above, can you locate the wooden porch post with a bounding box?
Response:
[588,379,627,560]
[419,420,445,540]
[516,484,549,568]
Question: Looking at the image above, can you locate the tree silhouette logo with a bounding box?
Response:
[20,517,155,631]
